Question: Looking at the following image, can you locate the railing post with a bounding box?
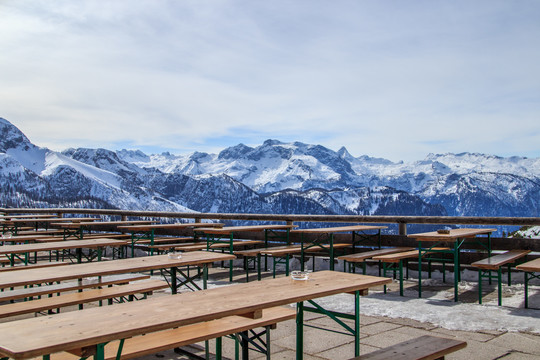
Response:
[398,222,407,236]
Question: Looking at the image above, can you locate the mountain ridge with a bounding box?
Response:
[1,117,539,223]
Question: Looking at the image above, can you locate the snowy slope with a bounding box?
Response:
[2,117,539,218]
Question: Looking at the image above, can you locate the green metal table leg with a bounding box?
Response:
[418,243,423,298]
[203,265,208,290]
[229,233,234,282]
[478,269,483,304]
[94,343,106,360]
[257,253,261,281]
[171,266,178,294]
[497,268,502,306]
[524,271,529,309]
[355,290,360,357]
[398,260,404,296]
[329,234,335,271]
[453,241,459,302]
[296,301,304,360]
[215,337,222,360]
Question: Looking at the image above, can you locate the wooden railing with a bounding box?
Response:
[2,208,540,254]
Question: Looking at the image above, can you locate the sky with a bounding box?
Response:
[1,0,539,162]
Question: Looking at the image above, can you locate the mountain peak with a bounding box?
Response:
[218,143,254,160]
[0,117,34,153]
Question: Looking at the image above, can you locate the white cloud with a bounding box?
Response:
[1,0,539,161]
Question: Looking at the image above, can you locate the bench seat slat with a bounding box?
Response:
[135,237,193,245]
[354,335,466,360]
[176,240,263,252]
[0,273,151,302]
[338,247,415,262]
[33,306,296,360]
[471,250,531,270]
[0,261,69,272]
[0,280,168,319]
[372,248,450,263]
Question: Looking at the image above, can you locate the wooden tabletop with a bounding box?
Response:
[0,252,235,289]
[53,220,156,229]
[407,228,497,241]
[291,225,387,234]
[0,238,127,256]
[0,234,54,243]
[516,257,540,272]
[0,270,390,359]
[117,222,224,232]
[195,224,297,235]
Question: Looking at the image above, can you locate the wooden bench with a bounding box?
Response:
[0,279,168,319]
[0,261,69,272]
[176,240,264,252]
[351,335,466,359]
[472,249,530,306]
[136,236,193,245]
[234,245,306,281]
[0,273,150,303]
[34,234,132,242]
[339,247,415,274]
[31,306,296,360]
[136,237,195,255]
[516,257,540,309]
[0,255,22,266]
[373,248,450,296]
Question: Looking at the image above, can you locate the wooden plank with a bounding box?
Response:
[0,273,151,302]
[0,280,168,319]
[0,239,127,255]
[372,248,449,263]
[0,271,391,359]
[408,228,496,242]
[0,262,69,273]
[356,334,466,360]
[117,223,224,231]
[260,245,303,256]
[0,252,236,288]
[195,224,296,235]
[291,225,387,234]
[37,307,296,360]
[338,247,415,262]
[175,240,263,252]
[516,257,540,272]
[136,237,193,244]
[471,250,531,270]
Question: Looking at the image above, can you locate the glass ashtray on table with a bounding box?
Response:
[291,270,310,281]
[168,251,182,260]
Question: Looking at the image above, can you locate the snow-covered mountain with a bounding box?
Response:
[1,118,539,220]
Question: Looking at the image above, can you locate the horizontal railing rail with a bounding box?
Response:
[2,208,540,252]
[2,207,540,226]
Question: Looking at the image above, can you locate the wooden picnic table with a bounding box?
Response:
[408,228,496,302]
[2,217,100,235]
[117,222,224,257]
[52,220,156,240]
[290,225,388,271]
[0,238,127,265]
[0,270,390,360]
[195,225,297,281]
[0,251,235,294]
[0,233,55,244]
[516,257,540,308]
